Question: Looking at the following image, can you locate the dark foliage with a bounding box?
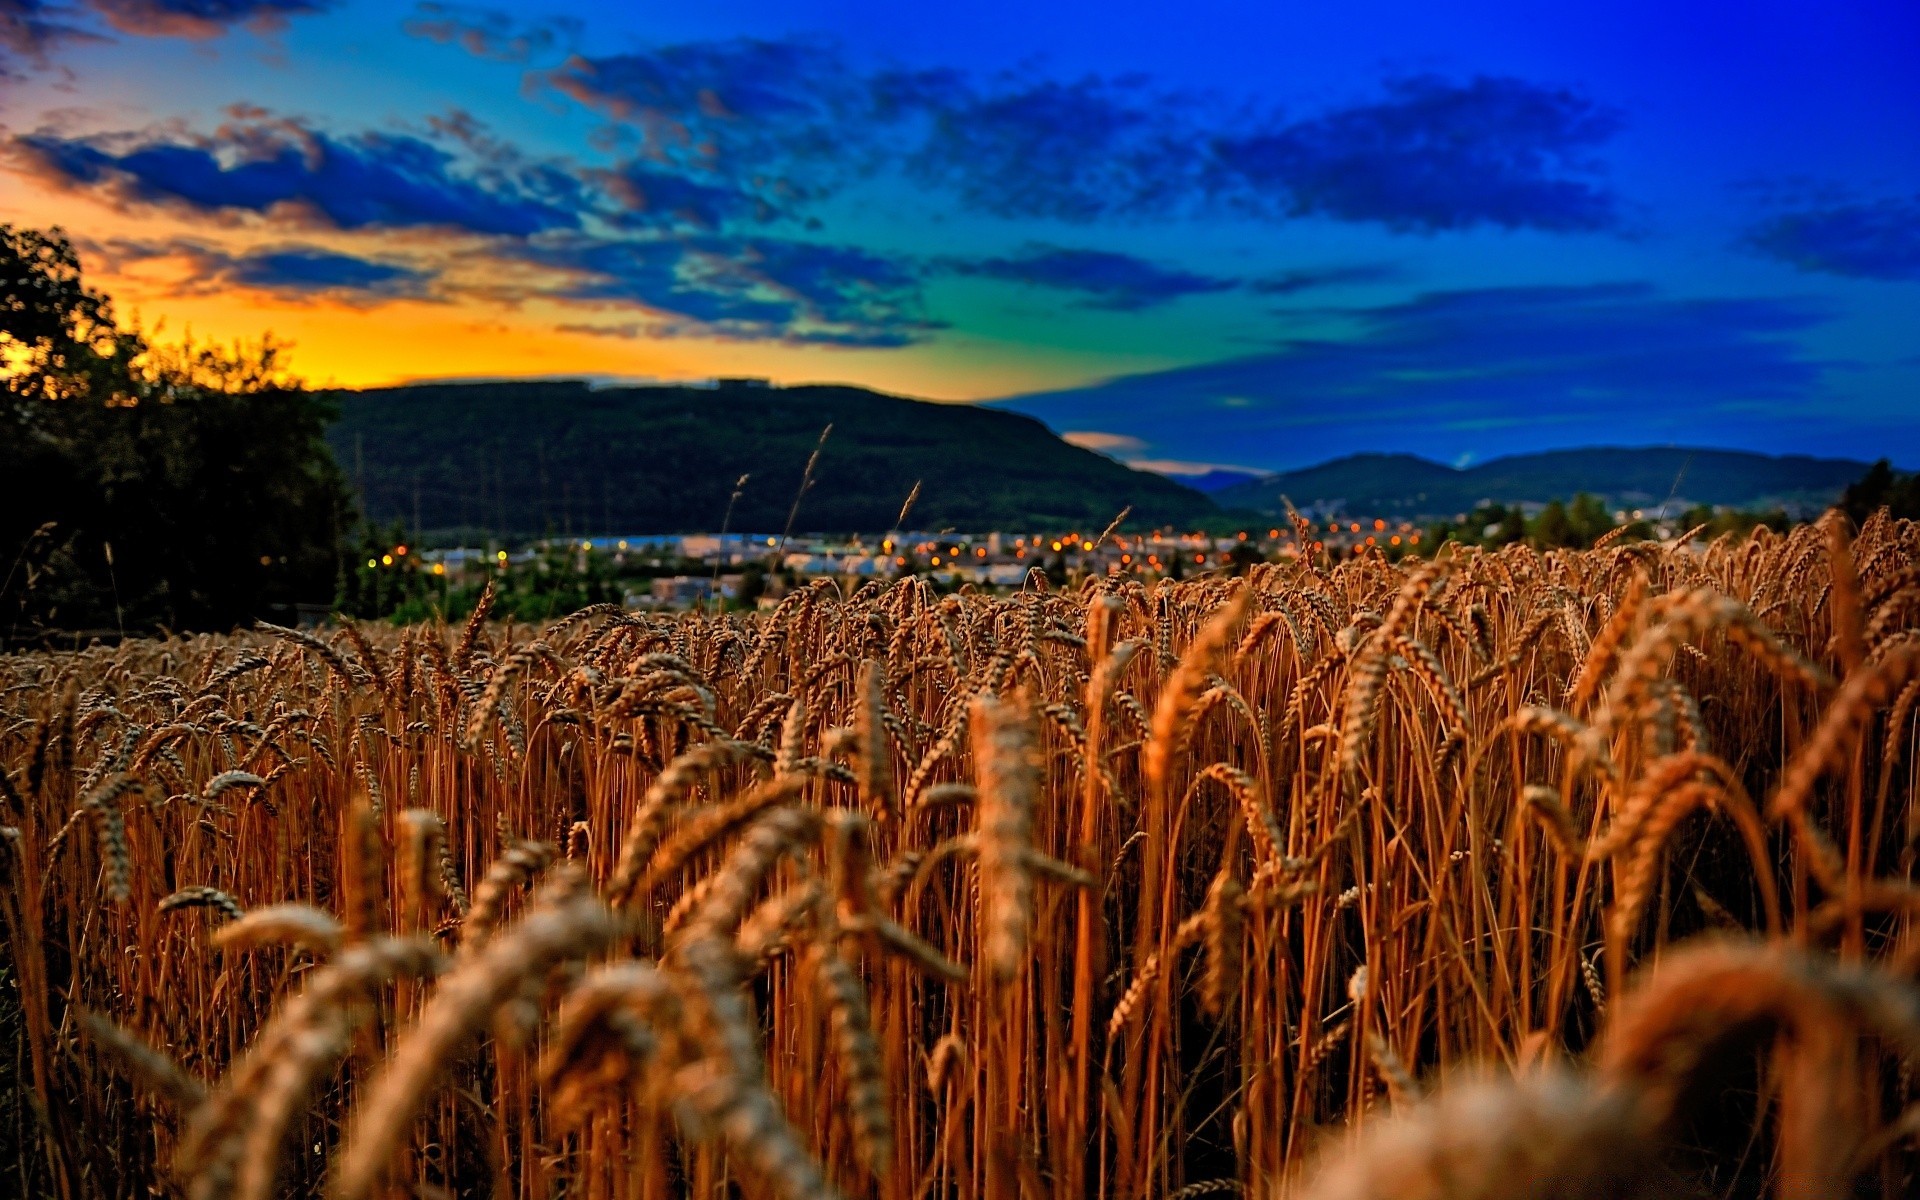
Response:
[1842,459,1920,524]
[1,224,352,639]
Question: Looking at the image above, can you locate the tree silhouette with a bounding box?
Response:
[2,225,353,640]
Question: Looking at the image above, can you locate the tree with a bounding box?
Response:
[1,225,353,639]
[1567,493,1614,546]
[1531,500,1576,549]
[1842,459,1920,524]
[1494,505,1528,546]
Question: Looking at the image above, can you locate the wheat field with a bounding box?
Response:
[4,511,1920,1200]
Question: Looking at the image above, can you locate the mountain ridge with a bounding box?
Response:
[325,379,1219,536]
[1211,446,1871,518]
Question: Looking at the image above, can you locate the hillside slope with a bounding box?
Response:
[326,380,1216,536]
[1214,446,1870,518]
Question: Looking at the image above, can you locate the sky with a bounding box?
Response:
[2,0,1917,476]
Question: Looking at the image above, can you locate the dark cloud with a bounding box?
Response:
[89,236,435,302]
[401,3,577,64]
[949,244,1234,310]
[523,37,1627,234]
[1209,76,1622,231]
[539,39,853,183]
[1744,194,1920,281]
[1,0,99,78]
[510,234,939,347]
[897,74,1208,221]
[1002,284,1874,468]
[1249,263,1402,295]
[587,162,770,231]
[217,246,432,297]
[84,0,333,39]
[12,118,584,235]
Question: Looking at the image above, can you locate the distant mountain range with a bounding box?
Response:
[1210,447,1872,519]
[325,380,1217,536]
[1158,468,1265,494]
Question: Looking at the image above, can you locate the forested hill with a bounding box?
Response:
[325,380,1217,536]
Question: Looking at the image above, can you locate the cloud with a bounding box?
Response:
[948,244,1235,310]
[1,0,100,78]
[401,3,577,64]
[11,101,939,345]
[522,37,1627,234]
[84,0,334,40]
[1744,194,1920,281]
[510,233,939,347]
[554,321,644,339]
[1249,263,1401,295]
[587,162,770,231]
[895,73,1210,221]
[12,116,584,235]
[1001,283,1874,469]
[1209,76,1623,232]
[215,246,432,298]
[1062,430,1147,453]
[537,39,854,186]
[87,236,435,302]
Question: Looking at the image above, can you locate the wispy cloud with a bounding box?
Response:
[85,0,335,40]
[947,245,1235,310]
[401,2,578,63]
[1003,283,1867,468]
[511,233,939,346]
[1,0,100,78]
[893,72,1209,221]
[1209,76,1623,232]
[12,114,585,236]
[1249,264,1401,295]
[1061,430,1147,453]
[1744,193,1920,281]
[87,236,436,303]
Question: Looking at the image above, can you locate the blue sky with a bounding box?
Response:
[2,0,1916,473]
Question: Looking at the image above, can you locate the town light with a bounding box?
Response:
[382,554,394,565]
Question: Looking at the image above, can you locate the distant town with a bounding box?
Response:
[396,499,1706,610]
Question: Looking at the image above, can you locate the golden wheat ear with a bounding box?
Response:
[1597,938,1920,1190]
[75,1010,207,1109]
[1293,1069,1677,1200]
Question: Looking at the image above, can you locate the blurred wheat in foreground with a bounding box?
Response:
[5,510,1920,1200]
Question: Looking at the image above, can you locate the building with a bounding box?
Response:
[649,576,717,605]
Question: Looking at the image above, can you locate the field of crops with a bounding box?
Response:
[4,511,1920,1200]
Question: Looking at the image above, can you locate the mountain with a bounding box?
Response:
[1212,447,1871,518]
[1156,468,1265,494]
[325,380,1217,536]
